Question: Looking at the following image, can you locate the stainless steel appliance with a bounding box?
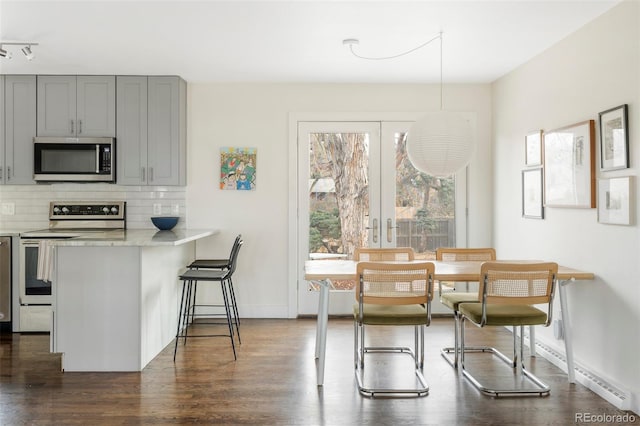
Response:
[33,137,115,182]
[18,201,126,332]
[0,237,11,325]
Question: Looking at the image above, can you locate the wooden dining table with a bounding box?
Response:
[304,259,595,386]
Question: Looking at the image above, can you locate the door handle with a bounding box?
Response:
[366,218,378,243]
[387,218,398,243]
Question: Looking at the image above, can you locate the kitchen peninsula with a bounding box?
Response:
[50,229,218,372]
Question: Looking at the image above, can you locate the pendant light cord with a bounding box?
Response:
[345,31,444,109]
[346,32,442,61]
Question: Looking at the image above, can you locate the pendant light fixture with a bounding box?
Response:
[344,32,474,177]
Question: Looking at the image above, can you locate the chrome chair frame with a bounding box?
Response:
[353,261,433,398]
[436,247,496,368]
[458,262,557,397]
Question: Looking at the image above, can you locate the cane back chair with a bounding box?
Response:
[436,247,496,367]
[354,261,434,397]
[458,262,557,397]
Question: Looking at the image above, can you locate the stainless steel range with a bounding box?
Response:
[17,201,126,332]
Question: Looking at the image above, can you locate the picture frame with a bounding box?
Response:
[598,176,633,225]
[522,167,544,219]
[599,104,629,171]
[525,130,543,166]
[220,147,257,191]
[543,120,596,208]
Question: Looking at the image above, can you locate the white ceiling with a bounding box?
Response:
[0,0,621,84]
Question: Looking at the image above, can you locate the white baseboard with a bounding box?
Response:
[520,333,631,411]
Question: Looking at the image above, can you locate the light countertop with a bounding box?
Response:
[7,228,218,247]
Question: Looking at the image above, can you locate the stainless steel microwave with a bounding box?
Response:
[33,137,115,182]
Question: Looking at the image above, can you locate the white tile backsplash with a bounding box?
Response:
[0,184,186,230]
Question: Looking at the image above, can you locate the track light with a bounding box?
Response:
[0,41,38,61]
[21,45,34,60]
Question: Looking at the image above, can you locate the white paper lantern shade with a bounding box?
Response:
[407,111,475,177]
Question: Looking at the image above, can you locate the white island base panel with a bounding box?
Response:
[54,243,194,372]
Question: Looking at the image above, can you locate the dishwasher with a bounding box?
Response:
[0,237,11,326]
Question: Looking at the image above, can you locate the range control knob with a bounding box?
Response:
[53,206,61,214]
[61,206,70,214]
[111,206,119,214]
[102,207,110,214]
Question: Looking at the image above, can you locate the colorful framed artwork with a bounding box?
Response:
[525,130,543,166]
[220,147,256,191]
[543,120,596,208]
[598,176,633,225]
[599,104,629,171]
[522,167,544,219]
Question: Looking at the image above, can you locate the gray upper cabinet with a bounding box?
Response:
[117,76,186,186]
[116,76,148,185]
[37,75,115,137]
[3,75,37,184]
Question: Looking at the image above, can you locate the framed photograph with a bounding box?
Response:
[525,130,543,166]
[220,147,257,190]
[599,104,629,171]
[598,176,633,225]
[543,120,596,208]
[522,167,544,219]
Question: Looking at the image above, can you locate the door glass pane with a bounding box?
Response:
[393,131,456,260]
[308,132,370,261]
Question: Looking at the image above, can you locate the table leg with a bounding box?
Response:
[314,279,331,386]
[559,278,576,383]
[529,325,536,357]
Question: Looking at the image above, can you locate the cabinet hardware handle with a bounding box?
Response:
[141,167,146,182]
[7,167,11,181]
[149,167,154,182]
[70,119,74,134]
[79,120,83,134]
[366,218,379,243]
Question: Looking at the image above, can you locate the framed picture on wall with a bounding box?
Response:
[522,167,544,219]
[598,176,633,225]
[543,120,596,208]
[220,147,257,190]
[599,104,629,171]
[525,130,543,166]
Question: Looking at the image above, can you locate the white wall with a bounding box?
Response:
[186,83,493,318]
[493,0,639,412]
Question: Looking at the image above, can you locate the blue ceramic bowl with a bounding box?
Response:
[151,216,179,231]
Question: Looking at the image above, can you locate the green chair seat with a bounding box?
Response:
[458,302,548,326]
[440,292,477,311]
[353,303,429,326]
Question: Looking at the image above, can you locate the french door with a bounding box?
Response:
[297,120,465,315]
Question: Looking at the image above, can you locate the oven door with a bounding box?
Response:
[19,239,53,305]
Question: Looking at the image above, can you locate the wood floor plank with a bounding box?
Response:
[0,318,637,425]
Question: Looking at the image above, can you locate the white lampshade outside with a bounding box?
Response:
[406,111,475,177]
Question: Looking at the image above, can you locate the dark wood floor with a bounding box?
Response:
[0,317,637,425]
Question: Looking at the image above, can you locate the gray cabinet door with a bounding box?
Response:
[77,76,115,137]
[0,76,4,183]
[147,76,186,186]
[37,75,76,136]
[116,76,148,185]
[37,75,115,137]
[4,75,37,184]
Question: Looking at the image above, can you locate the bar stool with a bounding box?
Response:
[173,240,243,361]
[187,235,242,329]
